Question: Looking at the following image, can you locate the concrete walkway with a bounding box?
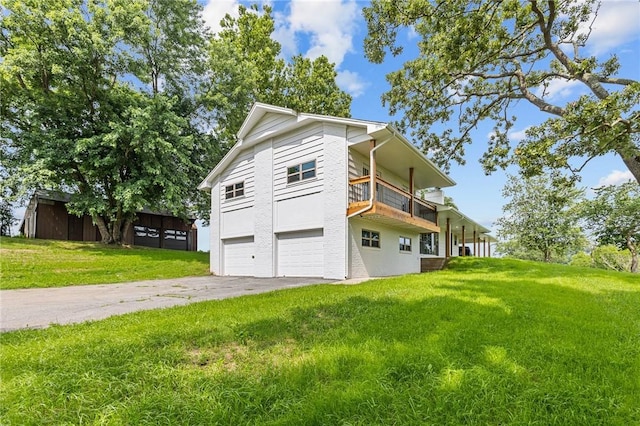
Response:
[0,275,343,332]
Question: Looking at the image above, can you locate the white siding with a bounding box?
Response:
[274,193,324,233]
[210,179,222,275]
[220,151,255,213]
[244,113,297,142]
[273,123,324,201]
[221,207,254,239]
[253,140,275,277]
[348,217,421,278]
[322,123,349,279]
[347,126,368,143]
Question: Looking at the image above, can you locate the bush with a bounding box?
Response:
[591,245,632,272]
[570,251,593,268]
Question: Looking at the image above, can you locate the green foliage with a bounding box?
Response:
[202,5,351,149]
[592,245,633,273]
[570,251,593,268]
[579,182,640,272]
[0,0,212,243]
[2,258,639,423]
[0,236,209,289]
[496,173,586,262]
[363,0,640,181]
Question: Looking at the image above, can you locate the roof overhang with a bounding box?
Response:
[436,205,496,241]
[349,125,455,189]
[198,103,455,190]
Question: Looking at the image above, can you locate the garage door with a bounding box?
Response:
[223,237,255,276]
[277,229,324,277]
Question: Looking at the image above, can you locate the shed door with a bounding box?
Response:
[223,237,255,276]
[277,229,324,277]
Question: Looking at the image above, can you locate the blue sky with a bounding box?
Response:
[10,1,640,251]
[193,0,639,251]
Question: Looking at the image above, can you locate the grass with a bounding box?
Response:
[1,257,639,424]
[0,236,210,289]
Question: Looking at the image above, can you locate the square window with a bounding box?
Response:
[362,229,380,248]
[224,181,245,199]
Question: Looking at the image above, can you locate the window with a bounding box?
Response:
[287,159,316,183]
[225,181,244,199]
[362,229,380,248]
[399,236,412,252]
[420,233,439,255]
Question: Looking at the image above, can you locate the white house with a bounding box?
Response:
[198,103,494,280]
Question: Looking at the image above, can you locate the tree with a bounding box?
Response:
[495,174,585,262]
[0,0,211,243]
[0,199,15,237]
[202,5,352,149]
[363,0,640,182]
[579,181,640,272]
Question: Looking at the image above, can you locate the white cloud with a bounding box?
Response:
[201,0,240,35]
[534,78,583,101]
[597,169,635,187]
[508,126,532,142]
[583,1,640,56]
[284,0,358,67]
[336,70,368,98]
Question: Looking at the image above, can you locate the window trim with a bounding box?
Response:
[287,159,316,184]
[224,181,245,200]
[399,236,412,252]
[361,229,381,248]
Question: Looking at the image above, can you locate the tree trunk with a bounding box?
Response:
[94,215,113,244]
[627,236,638,273]
[620,153,640,184]
[93,214,132,245]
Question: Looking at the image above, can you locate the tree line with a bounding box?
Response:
[2,0,638,264]
[1,1,351,243]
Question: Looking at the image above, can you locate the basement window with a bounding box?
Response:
[399,236,412,252]
[287,159,316,183]
[225,181,244,199]
[362,229,380,248]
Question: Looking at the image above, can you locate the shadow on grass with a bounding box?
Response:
[2,265,639,425]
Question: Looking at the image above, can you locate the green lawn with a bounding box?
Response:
[0,237,210,289]
[1,257,638,424]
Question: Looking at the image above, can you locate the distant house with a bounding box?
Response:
[19,190,197,251]
[198,103,494,279]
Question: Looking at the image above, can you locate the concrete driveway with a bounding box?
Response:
[0,275,339,332]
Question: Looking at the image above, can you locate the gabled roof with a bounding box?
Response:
[198,102,455,190]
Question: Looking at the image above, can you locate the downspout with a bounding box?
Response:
[347,136,392,218]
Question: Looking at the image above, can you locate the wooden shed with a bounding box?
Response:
[19,190,197,251]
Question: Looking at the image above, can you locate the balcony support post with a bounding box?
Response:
[445,218,451,258]
[370,140,377,202]
[473,230,477,257]
[461,225,466,256]
[409,167,414,217]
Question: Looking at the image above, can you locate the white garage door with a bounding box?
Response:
[277,229,324,277]
[223,237,255,276]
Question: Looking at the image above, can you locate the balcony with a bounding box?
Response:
[347,176,439,233]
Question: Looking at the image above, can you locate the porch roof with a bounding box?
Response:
[349,125,455,189]
[436,205,496,242]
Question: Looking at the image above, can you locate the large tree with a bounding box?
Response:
[363,0,640,182]
[203,5,352,149]
[0,0,211,243]
[579,181,640,272]
[496,174,585,262]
